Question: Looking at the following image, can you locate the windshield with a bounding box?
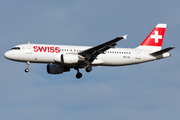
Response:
[11,47,20,50]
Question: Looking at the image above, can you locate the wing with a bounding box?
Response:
[78,35,127,63]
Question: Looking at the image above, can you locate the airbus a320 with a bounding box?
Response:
[4,23,174,79]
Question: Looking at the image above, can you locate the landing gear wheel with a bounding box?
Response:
[76,72,82,79]
[85,66,92,72]
[25,68,29,73]
[25,61,30,73]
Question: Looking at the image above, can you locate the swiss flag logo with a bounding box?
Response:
[140,25,166,47]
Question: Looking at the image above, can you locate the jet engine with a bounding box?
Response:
[61,54,85,64]
[47,64,70,74]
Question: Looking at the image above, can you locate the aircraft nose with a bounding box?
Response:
[4,51,10,59]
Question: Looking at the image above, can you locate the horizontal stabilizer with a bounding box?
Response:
[150,47,175,56]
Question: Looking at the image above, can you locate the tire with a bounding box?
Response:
[85,66,92,72]
[25,68,29,73]
[76,72,82,79]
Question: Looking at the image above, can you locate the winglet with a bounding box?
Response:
[123,34,128,39]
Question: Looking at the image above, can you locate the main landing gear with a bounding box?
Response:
[74,66,92,79]
[74,68,82,79]
[85,66,92,72]
[25,61,30,73]
[76,72,82,79]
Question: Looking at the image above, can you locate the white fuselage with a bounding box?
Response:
[4,43,167,68]
[4,24,173,79]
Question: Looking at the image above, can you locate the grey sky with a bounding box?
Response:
[0,0,180,120]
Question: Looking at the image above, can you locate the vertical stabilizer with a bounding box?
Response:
[136,23,167,51]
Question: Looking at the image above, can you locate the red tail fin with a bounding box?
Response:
[137,23,167,50]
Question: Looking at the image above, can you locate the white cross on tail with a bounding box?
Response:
[151,31,162,43]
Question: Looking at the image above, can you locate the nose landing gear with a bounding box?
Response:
[25,68,29,73]
[25,61,30,73]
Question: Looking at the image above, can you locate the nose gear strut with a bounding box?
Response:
[25,61,30,73]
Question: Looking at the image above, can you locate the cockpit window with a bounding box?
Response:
[11,47,20,50]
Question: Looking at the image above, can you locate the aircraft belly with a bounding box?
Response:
[98,52,155,66]
[98,54,133,66]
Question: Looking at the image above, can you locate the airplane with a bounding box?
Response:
[4,23,174,79]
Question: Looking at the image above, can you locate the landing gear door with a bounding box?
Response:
[135,50,141,59]
[26,43,32,54]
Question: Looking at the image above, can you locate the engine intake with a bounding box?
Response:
[47,64,70,74]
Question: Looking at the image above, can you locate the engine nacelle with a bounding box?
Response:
[47,64,70,74]
[61,54,79,64]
